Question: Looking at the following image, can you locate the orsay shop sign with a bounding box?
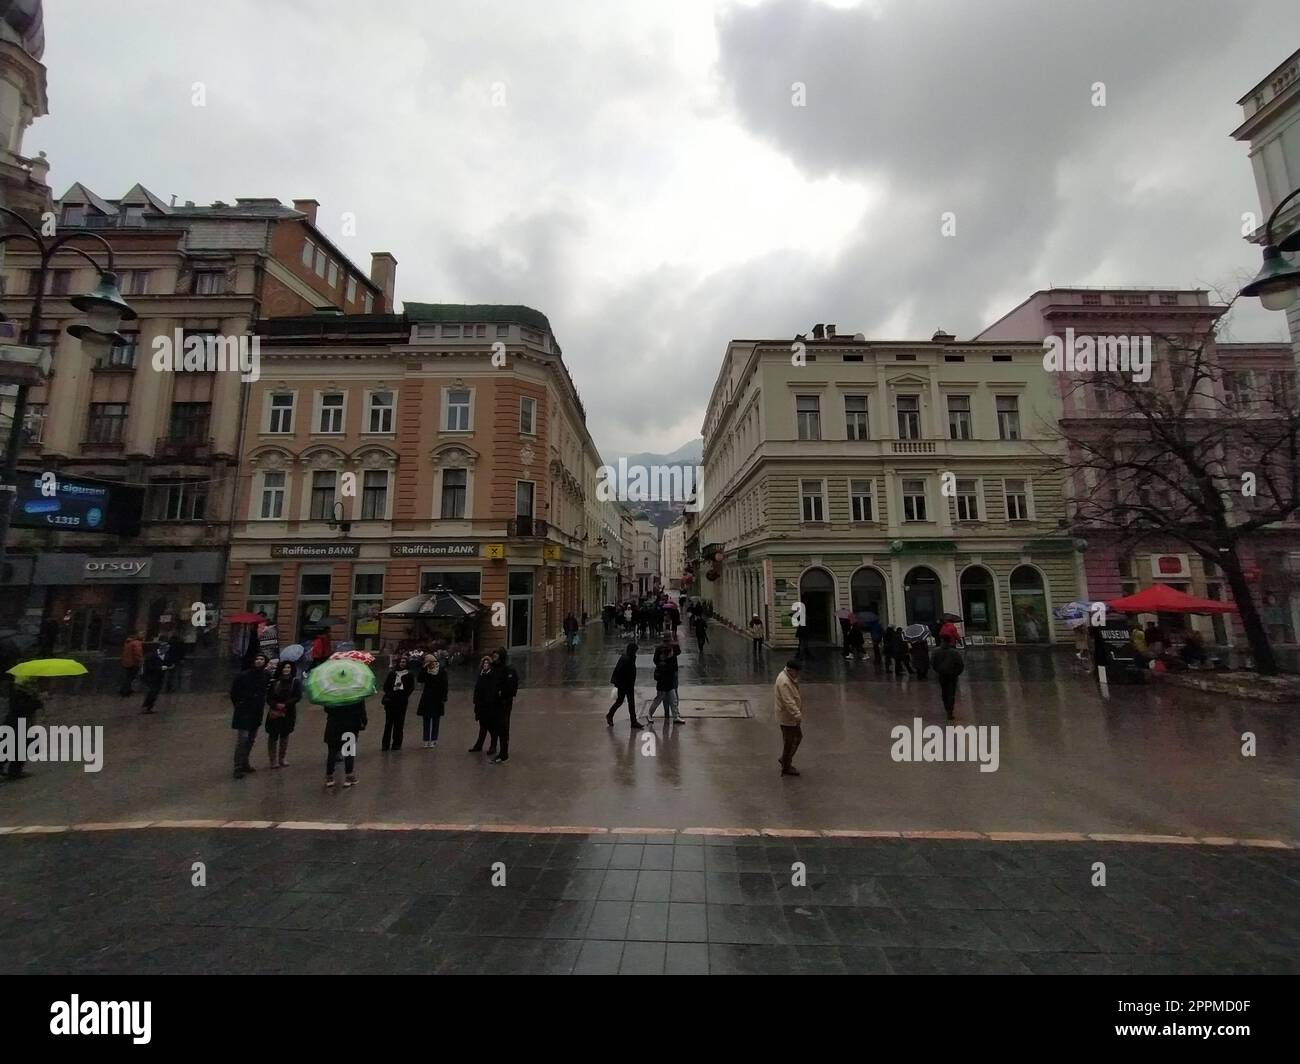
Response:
[84,558,151,579]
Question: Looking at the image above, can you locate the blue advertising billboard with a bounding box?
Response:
[11,470,142,535]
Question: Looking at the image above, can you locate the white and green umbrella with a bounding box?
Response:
[303,657,377,706]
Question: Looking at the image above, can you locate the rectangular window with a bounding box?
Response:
[268,393,294,433]
[1224,371,1253,413]
[996,395,1021,440]
[496,324,509,338]
[896,395,921,439]
[247,574,281,620]
[440,469,468,519]
[360,470,388,519]
[445,389,471,431]
[48,270,71,296]
[367,391,394,433]
[192,270,223,295]
[1005,478,1030,520]
[327,261,338,287]
[87,402,128,443]
[309,471,336,520]
[363,293,374,313]
[314,248,326,277]
[121,270,151,296]
[346,276,357,302]
[845,395,869,440]
[947,395,972,440]
[421,570,482,597]
[1159,293,1179,305]
[150,480,207,521]
[101,332,139,369]
[850,479,873,522]
[1082,293,1102,305]
[61,204,86,226]
[23,403,47,443]
[796,395,821,441]
[520,396,537,435]
[1094,381,1110,411]
[260,471,285,519]
[902,478,927,522]
[442,324,462,338]
[302,240,314,268]
[800,479,824,522]
[318,393,344,433]
[955,478,979,521]
[169,402,210,442]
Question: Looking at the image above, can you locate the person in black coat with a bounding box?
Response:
[469,654,500,755]
[381,654,416,752]
[606,641,641,728]
[323,697,366,788]
[490,648,519,764]
[141,641,175,714]
[693,614,709,655]
[264,661,301,768]
[846,623,865,662]
[908,636,930,680]
[230,653,270,779]
[2,677,42,779]
[417,655,449,747]
[932,635,965,720]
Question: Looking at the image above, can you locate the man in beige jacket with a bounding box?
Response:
[774,658,803,776]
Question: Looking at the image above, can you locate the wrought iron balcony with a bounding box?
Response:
[507,516,548,538]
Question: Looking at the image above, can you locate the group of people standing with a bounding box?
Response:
[469,648,521,762]
[607,630,688,728]
[227,643,466,787]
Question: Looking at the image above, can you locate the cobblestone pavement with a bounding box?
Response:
[2,828,1295,975]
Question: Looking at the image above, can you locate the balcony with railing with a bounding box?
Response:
[507,516,549,538]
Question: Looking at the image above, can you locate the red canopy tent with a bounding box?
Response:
[1105,584,1235,615]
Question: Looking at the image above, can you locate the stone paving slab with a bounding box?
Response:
[3,828,1296,975]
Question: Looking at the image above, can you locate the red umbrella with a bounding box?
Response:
[226,612,264,624]
[1105,584,1235,615]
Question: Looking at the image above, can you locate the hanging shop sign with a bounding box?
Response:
[390,542,479,558]
[271,544,360,559]
[485,544,506,560]
[543,545,562,561]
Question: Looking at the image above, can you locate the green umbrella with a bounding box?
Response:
[7,658,89,678]
[303,658,376,706]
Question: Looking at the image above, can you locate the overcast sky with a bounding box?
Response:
[38,0,1300,457]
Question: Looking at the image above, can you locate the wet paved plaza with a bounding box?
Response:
[3,622,1296,974]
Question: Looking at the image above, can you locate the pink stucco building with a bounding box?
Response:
[977,288,1298,648]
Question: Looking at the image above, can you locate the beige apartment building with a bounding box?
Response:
[0,188,386,650]
[224,304,615,652]
[695,326,1079,648]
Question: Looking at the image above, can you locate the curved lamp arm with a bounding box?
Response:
[1264,186,1300,251]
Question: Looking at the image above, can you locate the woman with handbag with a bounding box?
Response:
[264,660,300,768]
[417,654,449,748]
[381,653,415,752]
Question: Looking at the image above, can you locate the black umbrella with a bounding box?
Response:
[940,612,962,623]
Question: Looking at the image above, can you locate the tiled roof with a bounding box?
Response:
[403,302,552,334]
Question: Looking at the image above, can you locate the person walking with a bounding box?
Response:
[417,654,449,747]
[846,622,865,662]
[1,676,42,780]
[324,696,366,788]
[469,654,500,754]
[774,658,803,777]
[308,628,332,672]
[606,641,641,728]
[37,616,59,657]
[381,653,415,752]
[794,620,812,661]
[563,612,580,652]
[490,647,519,764]
[230,653,270,779]
[647,633,685,724]
[890,628,913,677]
[118,633,144,697]
[932,635,965,720]
[693,613,709,655]
[257,612,279,660]
[909,635,930,680]
[748,614,765,661]
[141,641,173,714]
[868,618,884,668]
[264,660,300,768]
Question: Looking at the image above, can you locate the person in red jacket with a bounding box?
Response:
[119,633,144,697]
[309,629,331,669]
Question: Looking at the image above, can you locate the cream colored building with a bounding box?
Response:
[695,328,1078,648]
[660,516,686,589]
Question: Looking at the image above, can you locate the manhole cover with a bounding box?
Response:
[642,698,750,719]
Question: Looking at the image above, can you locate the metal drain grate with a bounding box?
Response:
[642,698,751,719]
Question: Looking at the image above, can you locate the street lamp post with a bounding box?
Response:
[1240,186,1300,311]
[0,207,135,574]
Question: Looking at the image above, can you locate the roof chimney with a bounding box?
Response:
[292,198,320,225]
[812,323,825,340]
[370,252,397,313]
[827,324,837,338]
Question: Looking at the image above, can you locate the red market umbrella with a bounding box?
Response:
[226,612,263,624]
[1105,584,1235,615]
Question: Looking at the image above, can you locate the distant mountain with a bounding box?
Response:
[601,438,703,530]
[610,437,703,471]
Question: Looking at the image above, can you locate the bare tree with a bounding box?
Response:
[1049,306,1298,675]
